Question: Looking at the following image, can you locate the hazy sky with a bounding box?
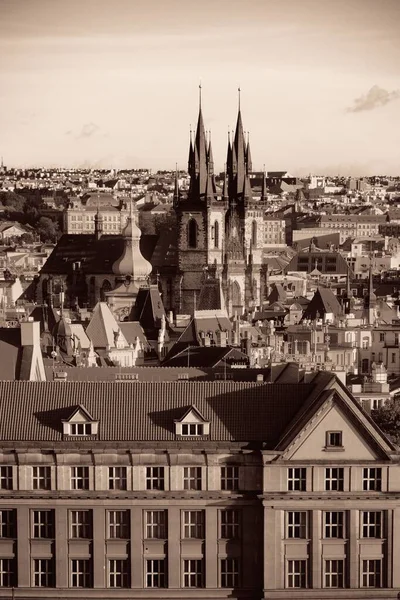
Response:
[1,0,399,175]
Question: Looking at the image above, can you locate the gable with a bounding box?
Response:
[180,407,207,424]
[69,407,93,423]
[282,397,387,461]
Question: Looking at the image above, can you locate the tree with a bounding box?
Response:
[371,398,400,444]
[36,217,59,243]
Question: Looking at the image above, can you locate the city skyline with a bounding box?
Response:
[1,0,400,175]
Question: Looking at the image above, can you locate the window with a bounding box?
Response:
[379,332,385,342]
[287,560,307,588]
[287,467,306,491]
[70,466,89,490]
[0,558,15,587]
[214,220,219,249]
[361,511,382,538]
[0,510,16,538]
[32,510,54,539]
[0,466,12,490]
[70,559,92,588]
[363,468,382,491]
[70,510,92,539]
[183,467,202,490]
[324,512,344,538]
[187,219,198,248]
[32,466,51,490]
[362,559,381,588]
[324,559,344,588]
[181,423,204,436]
[221,466,239,491]
[107,510,129,539]
[108,559,129,588]
[392,353,396,364]
[325,468,344,491]
[221,558,239,588]
[286,511,307,539]
[326,431,343,448]
[33,559,54,587]
[146,466,165,491]
[145,510,167,539]
[108,467,127,491]
[220,509,240,539]
[183,510,204,539]
[183,559,204,588]
[70,423,92,435]
[146,559,167,588]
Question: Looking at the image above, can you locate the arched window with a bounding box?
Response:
[214,220,219,249]
[188,219,198,248]
[100,279,112,301]
[252,220,257,247]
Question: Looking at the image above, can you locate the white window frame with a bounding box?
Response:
[70,422,92,436]
[326,431,343,448]
[70,559,92,588]
[286,511,307,539]
[220,557,240,588]
[323,511,344,538]
[221,465,239,491]
[32,510,54,539]
[182,510,204,539]
[33,558,54,588]
[287,467,306,491]
[183,559,204,588]
[361,559,382,588]
[146,466,165,491]
[145,510,167,539]
[108,559,129,588]
[324,559,344,588]
[0,509,16,539]
[108,466,127,491]
[70,466,89,490]
[183,466,202,491]
[181,423,204,436]
[361,511,382,538]
[325,467,344,491]
[70,510,92,539]
[0,466,13,490]
[286,559,307,589]
[363,467,382,491]
[146,559,167,588]
[0,558,14,587]
[32,466,51,490]
[106,510,129,539]
[220,509,240,539]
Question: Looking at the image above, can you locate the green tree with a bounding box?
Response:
[36,217,59,243]
[371,398,400,444]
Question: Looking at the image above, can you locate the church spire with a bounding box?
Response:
[190,84,208,202]
[188,128,194,176]
[246,132,252,173]
[261,165,267,202]
[207,130,214,175]
[173,164,180,205]
[233,90,247,197]
[222,164,229,202]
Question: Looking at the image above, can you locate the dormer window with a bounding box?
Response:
[325,431,343,449]
[62,405,99,437]
[175,406,210,437]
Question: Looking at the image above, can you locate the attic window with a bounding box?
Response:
[62,405,99,437]
[175,406,210,437]
[70,423,92,436]
[325,431,343,449]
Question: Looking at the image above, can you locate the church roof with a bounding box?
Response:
[86,302,128,349]
[129,285,166,335]
[301,287,343,321]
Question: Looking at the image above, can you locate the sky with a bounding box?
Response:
[0,0,399,175]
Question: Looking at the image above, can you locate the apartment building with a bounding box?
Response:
[319,215,386,244]
[0,375,399,598]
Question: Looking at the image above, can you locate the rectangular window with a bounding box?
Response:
[379,333,385,342]
[146,466,165,491]
[392,353,396,363]
[286,511,307,539]
[145,510,167,539]
[107,510,129,539]
[324,511,344,538]
[70,423,92,435]
[33,558,54,587]
[326,431,343,448]
[221,465,239,491]
[0,466,13,490]
[220,558,239,588]
[183,467,202,491]
[220,509,240,539]
[70,559,92,588]
[146,559,167,588]
[325,468,344,491]
[0,558,15,587]
[287,559,307,588]
[361,511,382,538]
[70,466,89,490]
[70,510,92,539]
[0,510,16,538]
[181,423,204,436]
[32,510,54,539]
[362,559,381,588]
[108,559,129,588]
[287,467,306,491]
[108,467,127,491]
[183,559,204,588]
[363,468,382,491]
[324,559,344,588]
[183,510,204,539]
[32,466,51,490]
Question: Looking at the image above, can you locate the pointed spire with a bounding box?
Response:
[233,97,246,196]
[226,128,232,177]
[261,165,267,202]
[188,127,194,175]
[205,163,215,204]
[238,86,241,111]
[246,131,252,173]
[207,131,214,175]
[222,164,229,202]
[173,164,180,205]
[243,172,253,202]
[192,85,208,199]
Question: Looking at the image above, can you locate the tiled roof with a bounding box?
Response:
[0,380,322,445]
[86,302,127,349]
[302,287,342,321]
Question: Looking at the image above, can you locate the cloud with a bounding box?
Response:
[347,85,400,113]
[77,122,100,138]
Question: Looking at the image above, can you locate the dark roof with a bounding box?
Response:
[0,379,328,446]
[285,251,351,275]
[129,285,166,335]
[0,328,22,380]
[301,287,343,321]
[150,228,177,268]
[163,346,248,368]
[197,277,224,310]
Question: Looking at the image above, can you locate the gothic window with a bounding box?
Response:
[214,221,219,249]
[188,219,198,249]
[100,279,112,301]
[252,220,257,247]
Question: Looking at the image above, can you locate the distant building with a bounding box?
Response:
[64,192,129,235]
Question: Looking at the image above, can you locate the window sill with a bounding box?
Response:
[323,446,345,452]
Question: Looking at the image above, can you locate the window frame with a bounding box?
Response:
[220,557,240,588]
[182,559,204,588]
[181,423,204,436]
[69,510,92,539]
[32,509,55,539]
[324,559,344,588]
[145,510,167,540]
[361,559,382,588]
[106,510,130,540]
[182,510,205,539]
[0,509,16,539]
[0,466,13,490]
[323,511,344,539]
[33,558,55,588]
[286,559,308,589]
[325,467,344,491]
[146,466,165,491]
[108,466,127,491]
[32,466,51,491]
[287,467,306,492]
[220,465,239,491]
[325,431,343,449]
[362,467,382,492]
[108,559,130,588]
[183,466,202,491]
[0,557,15,588]
[146,559,167,588]
[219,508,240,540]
[361,511,382,539]
[70,466,90,490]
[70,559,92,588]
[286,511,308,539]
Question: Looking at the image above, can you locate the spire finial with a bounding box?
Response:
[238,86,241,111]
[199,82,202,110]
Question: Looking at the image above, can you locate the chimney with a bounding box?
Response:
[21,318,40,348]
